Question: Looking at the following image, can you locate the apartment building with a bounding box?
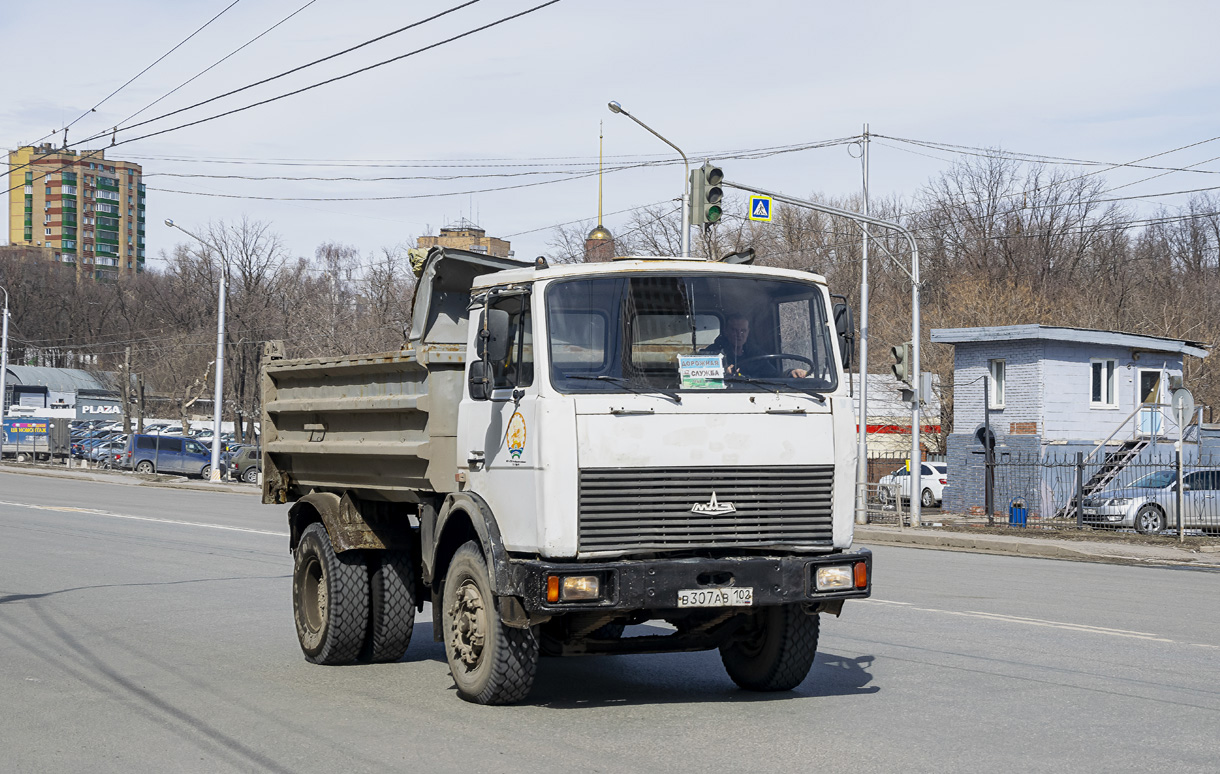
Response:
[6,144,146,280]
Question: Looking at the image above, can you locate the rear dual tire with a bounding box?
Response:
[292,522,416,665]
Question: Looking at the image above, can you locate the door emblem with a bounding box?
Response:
[505,412,527,460]
[691,491,736,515]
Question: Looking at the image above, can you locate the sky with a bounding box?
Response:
[2,0,1218,270]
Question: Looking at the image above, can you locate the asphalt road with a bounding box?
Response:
[2,470,1218,773]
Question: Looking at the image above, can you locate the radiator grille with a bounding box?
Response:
[578,465,835,553]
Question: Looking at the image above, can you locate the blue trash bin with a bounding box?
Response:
[1009,497,1028,527]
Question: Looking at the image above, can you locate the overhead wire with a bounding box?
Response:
[114,0,323,129]
[22,0,247,149]
[3,0,560,196]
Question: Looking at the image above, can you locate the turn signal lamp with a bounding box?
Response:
[853,561,868,589]
[546,575,560,603]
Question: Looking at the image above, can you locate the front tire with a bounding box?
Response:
[200,464,212,479]
[720,605,819,692]
[361,550,416,663]
[1135,505,1166,535]
[293,522,369,665]
[442,541,538,704]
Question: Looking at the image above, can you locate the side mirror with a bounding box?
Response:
[477,308,511,363]
[833,301,854,370]
[468,360,491,401]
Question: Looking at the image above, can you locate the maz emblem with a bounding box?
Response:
[690,491,736,516]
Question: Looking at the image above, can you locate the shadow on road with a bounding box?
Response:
[410,622,877,707]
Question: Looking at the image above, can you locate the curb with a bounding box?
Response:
[0,461,258,496]
[854,526,1220,569]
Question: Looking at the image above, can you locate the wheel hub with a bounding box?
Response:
[448,580,486,668]
[301,556,326,634]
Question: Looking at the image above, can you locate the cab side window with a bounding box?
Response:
[490,295,533,390]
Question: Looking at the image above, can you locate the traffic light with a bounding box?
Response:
[891,341,912,386]
[689,162,724,227]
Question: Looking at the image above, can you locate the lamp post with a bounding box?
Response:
[0,286,9,420]
[165,218,226,483]
[607,100,691,258]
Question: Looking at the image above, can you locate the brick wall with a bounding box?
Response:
[944,431,1041,515]
[953,340,1044,434]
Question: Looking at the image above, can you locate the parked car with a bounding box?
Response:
[124,434,214,478]
[87,438,128,464]
[220,446,262,484]
[1082,468,1220,534]
[878,462,948,507]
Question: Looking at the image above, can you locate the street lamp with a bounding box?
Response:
[165,218,226,483]
[607,100,691,258]
[0,286,9,420]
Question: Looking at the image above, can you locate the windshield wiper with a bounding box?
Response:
[725,374,826,403]
[566,375,682,404]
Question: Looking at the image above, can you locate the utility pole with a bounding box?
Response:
[0,286,9,420]
[607,101,691,258]
[165,219,226,482]
[856,125,871,524]
[135,373,145,434]
[722,178,923,527]
[121,346,132,435]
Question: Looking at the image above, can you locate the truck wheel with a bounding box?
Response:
[442,541,538,704]
[361,550,416,663]
[720,605,819,692]
[293,522,369,665]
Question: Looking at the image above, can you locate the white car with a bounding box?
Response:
[878,462,948,508]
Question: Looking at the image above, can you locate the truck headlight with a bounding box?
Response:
[815,566,853,591]
[546,574,601,602]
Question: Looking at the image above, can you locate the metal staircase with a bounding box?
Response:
[1055,439,1150,519]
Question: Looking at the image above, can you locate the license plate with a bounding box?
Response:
[1083,508,1098,516]
[677,587,753,608]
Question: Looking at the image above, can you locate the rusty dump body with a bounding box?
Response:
[261,247,529,506]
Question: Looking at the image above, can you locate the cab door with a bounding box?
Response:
[457,291,540,551]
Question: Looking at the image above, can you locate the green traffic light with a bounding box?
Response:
[707,205,722,223]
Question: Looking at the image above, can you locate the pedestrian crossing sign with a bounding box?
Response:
[747,195,773,222]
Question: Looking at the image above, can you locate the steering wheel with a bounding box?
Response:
[735,353,816,369]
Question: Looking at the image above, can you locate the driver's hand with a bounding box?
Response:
[726,364,740,376]
[788,368,808,378]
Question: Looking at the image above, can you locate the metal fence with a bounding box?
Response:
[948,452,1220,535]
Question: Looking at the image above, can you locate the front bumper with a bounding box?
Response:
[1080,505,1135,526]
[501,549,872,615]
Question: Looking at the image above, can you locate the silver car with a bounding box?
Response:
[1081,469,1220,534]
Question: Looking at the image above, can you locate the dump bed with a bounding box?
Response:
[261,247,530,505]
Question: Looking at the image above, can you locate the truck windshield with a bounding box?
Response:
[547,273,839,394]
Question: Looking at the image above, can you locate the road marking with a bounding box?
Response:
[866,598,1220,648]
[0,499,288,537]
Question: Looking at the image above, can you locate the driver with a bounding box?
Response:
[703,313,808,378]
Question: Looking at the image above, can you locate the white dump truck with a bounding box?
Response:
[262,246,872,704]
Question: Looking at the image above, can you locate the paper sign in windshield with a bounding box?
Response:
[678,354,726,389]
